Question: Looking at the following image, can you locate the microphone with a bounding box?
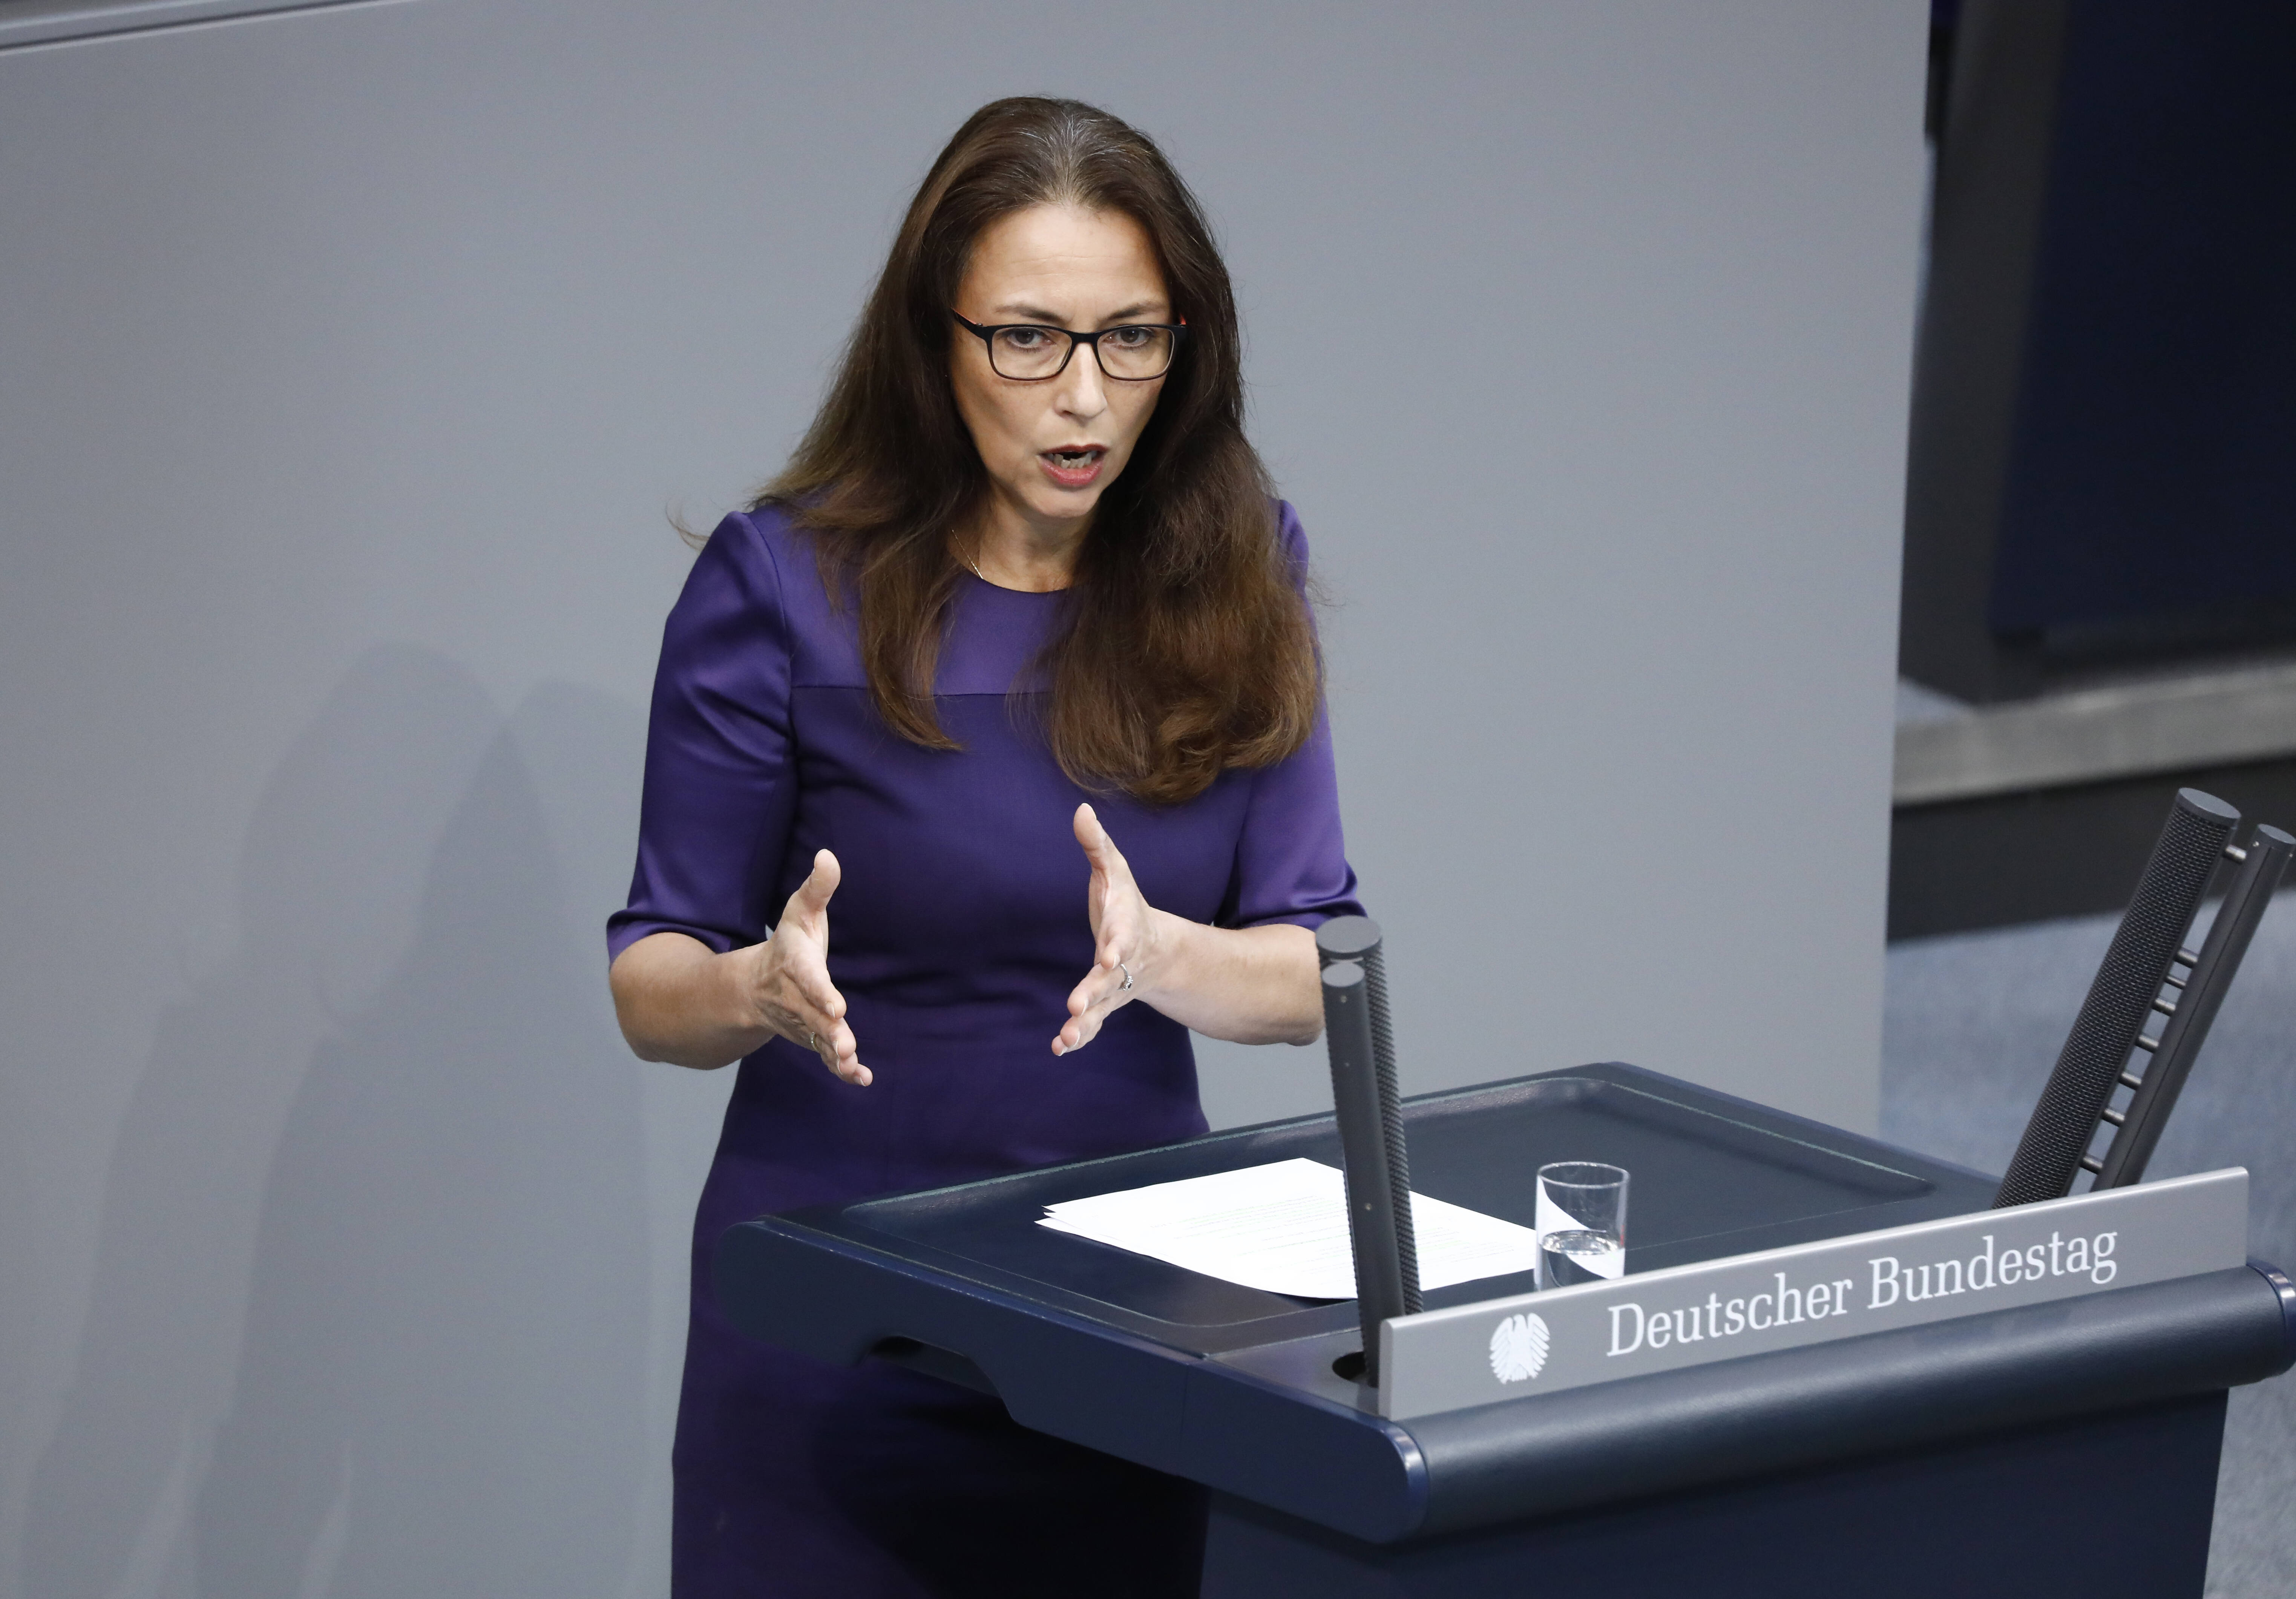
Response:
[2092,822,2293,1188]
[1994,789,2239,1208]
[1317,915,1420,1383]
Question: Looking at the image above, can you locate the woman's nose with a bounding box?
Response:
[1054,346,1110,419]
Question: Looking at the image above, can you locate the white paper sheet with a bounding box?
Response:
[1036,1157,1542,1300]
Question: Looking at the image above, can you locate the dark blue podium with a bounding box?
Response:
[714,1064,2296,1596]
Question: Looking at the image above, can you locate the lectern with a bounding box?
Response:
[714,1064,2296,1597]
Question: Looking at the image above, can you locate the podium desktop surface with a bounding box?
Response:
[715,1063,2296,1592]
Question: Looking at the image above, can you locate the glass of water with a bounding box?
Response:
[1536,1162,1628,1289]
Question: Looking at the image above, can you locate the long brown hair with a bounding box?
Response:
[758,96,1318,806]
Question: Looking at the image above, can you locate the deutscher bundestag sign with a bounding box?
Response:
[1376,1168,2249,1421]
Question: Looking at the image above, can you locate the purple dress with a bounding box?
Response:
[609,503,1361,1597]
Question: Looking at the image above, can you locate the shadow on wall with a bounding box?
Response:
[25,644,652,1599]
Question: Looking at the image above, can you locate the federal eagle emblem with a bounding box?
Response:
[1488,1311,1551,1383]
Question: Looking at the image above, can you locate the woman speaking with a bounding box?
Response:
[608,97,1361,1596]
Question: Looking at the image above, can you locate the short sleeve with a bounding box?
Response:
[606,512,799,964]
[1221,502,1366,931]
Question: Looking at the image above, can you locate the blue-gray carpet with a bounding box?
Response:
[1883,894,2296,1597]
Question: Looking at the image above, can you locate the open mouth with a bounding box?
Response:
[1039,446,1108,489]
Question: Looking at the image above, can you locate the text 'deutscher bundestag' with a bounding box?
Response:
[1378,1168,2248,1420]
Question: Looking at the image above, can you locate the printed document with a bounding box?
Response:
[1036,1157,1542,1299]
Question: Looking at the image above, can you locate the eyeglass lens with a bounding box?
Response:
[989,325,1174,381]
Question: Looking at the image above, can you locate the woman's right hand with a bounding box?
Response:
[745,849,871,1085]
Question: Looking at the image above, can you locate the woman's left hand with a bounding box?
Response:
[1055,803,1166,1055]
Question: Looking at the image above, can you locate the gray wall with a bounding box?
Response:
[0,2,1925,1594]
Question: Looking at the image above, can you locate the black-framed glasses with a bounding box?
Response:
[951,310,1185,382]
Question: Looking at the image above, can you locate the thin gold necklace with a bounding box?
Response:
[962,542,1068,591]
